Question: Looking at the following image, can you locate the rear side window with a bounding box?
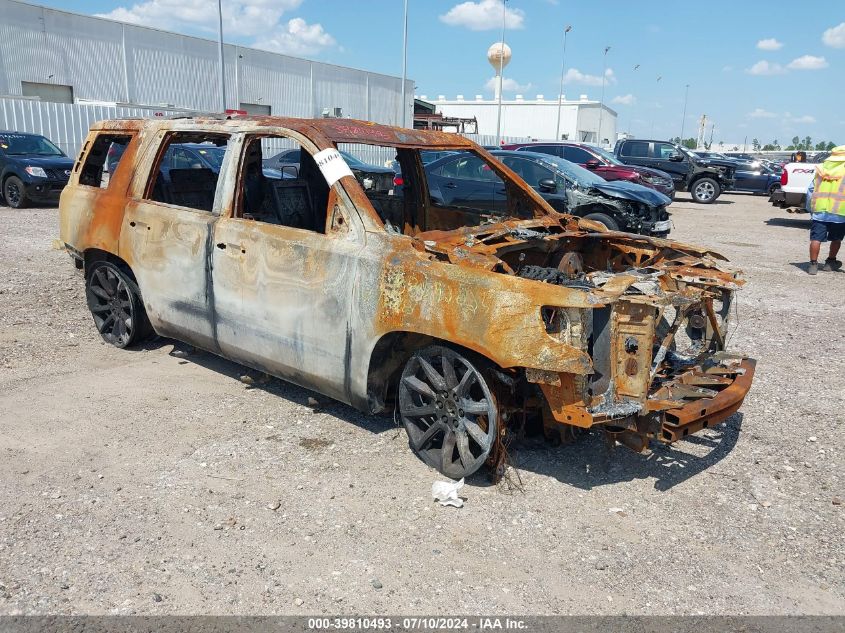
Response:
[525,145,562,157]
[620,141,648,158]
[144,132,230,213]
[440,155,500,181]
[79,134,132,188]
[562,146,594,164]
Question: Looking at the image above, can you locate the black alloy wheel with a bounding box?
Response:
[399,346,498,479]
[86,262,148,348]
[4,176,29,209]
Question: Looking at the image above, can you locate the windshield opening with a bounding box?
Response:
[336,144,551,234]
[591,146,624,166]
[0,133,64,156]
[515,152,606,188]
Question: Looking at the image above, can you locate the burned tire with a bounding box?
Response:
[399,346,497,479]
[691,177,720,204]
[582,212,619,231]
[86,261,151,348]
[4,176,30,209]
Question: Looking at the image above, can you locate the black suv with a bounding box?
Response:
[0,131,74,208]
[614,139,735,204]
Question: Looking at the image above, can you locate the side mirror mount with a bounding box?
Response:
[585,159,601,169]
[669,153,685,162]
[538,178,557,193]
[281,165,299,179]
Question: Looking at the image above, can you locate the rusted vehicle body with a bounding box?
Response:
[60,116,756,479]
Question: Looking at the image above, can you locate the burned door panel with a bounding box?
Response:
[211,218,360,402]
[120,200,217,349]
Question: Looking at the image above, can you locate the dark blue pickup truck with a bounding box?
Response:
[0,131,74,208]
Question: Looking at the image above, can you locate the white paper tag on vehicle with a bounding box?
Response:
[313,148,354,186]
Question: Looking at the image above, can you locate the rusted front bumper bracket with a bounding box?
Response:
[658,358,756,442]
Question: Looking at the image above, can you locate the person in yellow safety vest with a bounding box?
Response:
[807,145,845,275]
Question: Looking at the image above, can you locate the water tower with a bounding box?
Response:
[487,42,512,100]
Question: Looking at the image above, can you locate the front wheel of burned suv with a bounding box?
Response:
[86,261,151,349]
[582,212,620,231]
[399,345,498,479]
[691,177,720,204]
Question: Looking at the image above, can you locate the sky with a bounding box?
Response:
[32,0,845,145]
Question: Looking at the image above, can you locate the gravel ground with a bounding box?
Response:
[0,193,843,616]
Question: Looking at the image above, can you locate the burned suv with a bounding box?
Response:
[60,116,755,479]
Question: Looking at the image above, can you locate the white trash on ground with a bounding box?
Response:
[432,478,465,508]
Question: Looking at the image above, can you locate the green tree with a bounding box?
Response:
[815,141,827,151]
[681,137,697,149]
[802,136,812,150]
[827,141,836,151]
[752,138,761,151]
[791,136,800,148]
[762,144,776,151]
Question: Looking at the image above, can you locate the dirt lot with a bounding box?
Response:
[0,193,843,616]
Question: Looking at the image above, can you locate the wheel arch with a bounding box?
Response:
[83,248,138,284]
[364,330,502,414]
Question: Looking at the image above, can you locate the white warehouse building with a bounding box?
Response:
[425,94,617,146]
[0,0,413,155]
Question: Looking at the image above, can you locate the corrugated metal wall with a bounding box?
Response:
[0,0,413,125]
[0,97,184,156]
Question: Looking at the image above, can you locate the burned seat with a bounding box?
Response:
[166,168,217,212]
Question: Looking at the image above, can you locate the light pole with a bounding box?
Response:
[400,0,409,127]
[495,0,508,146]
[216,0,227,112]
[627,63,639,135]
[679,83,690,143]
[650,75,661,136]
[555,25,572,141]
[597,45,610,147]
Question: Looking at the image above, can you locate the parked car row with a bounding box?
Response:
[5,126,783,242]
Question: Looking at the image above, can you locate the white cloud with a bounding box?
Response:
[484,76,532,93]
[253,18,336,56]
[563,67,616,86]
[748,108,776,119]
[722,65,733,72]
[786,55,828,70]
[791,114,816,124]
[97,0,335,56]
[440,0,525,31]
[757,38,783,50]
[822,22,845,48]
[98,0,304,37]
[611,94,635,105]
[746,60,786,75]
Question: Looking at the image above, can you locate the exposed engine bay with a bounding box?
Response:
[414,214,754,462]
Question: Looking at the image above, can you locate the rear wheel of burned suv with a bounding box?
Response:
[399,345,498,479]
[3,176,30,209]
[691,177,720,204]
[582,212,619,231]
[86,261,151,349]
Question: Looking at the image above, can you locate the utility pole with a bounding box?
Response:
[216,0,227,112]
[597,45,610,146]
[400,0,409,127]
[555,25,572,141]
[495,0,508,146]
[679,83,689,143]
[650,75,661,137]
